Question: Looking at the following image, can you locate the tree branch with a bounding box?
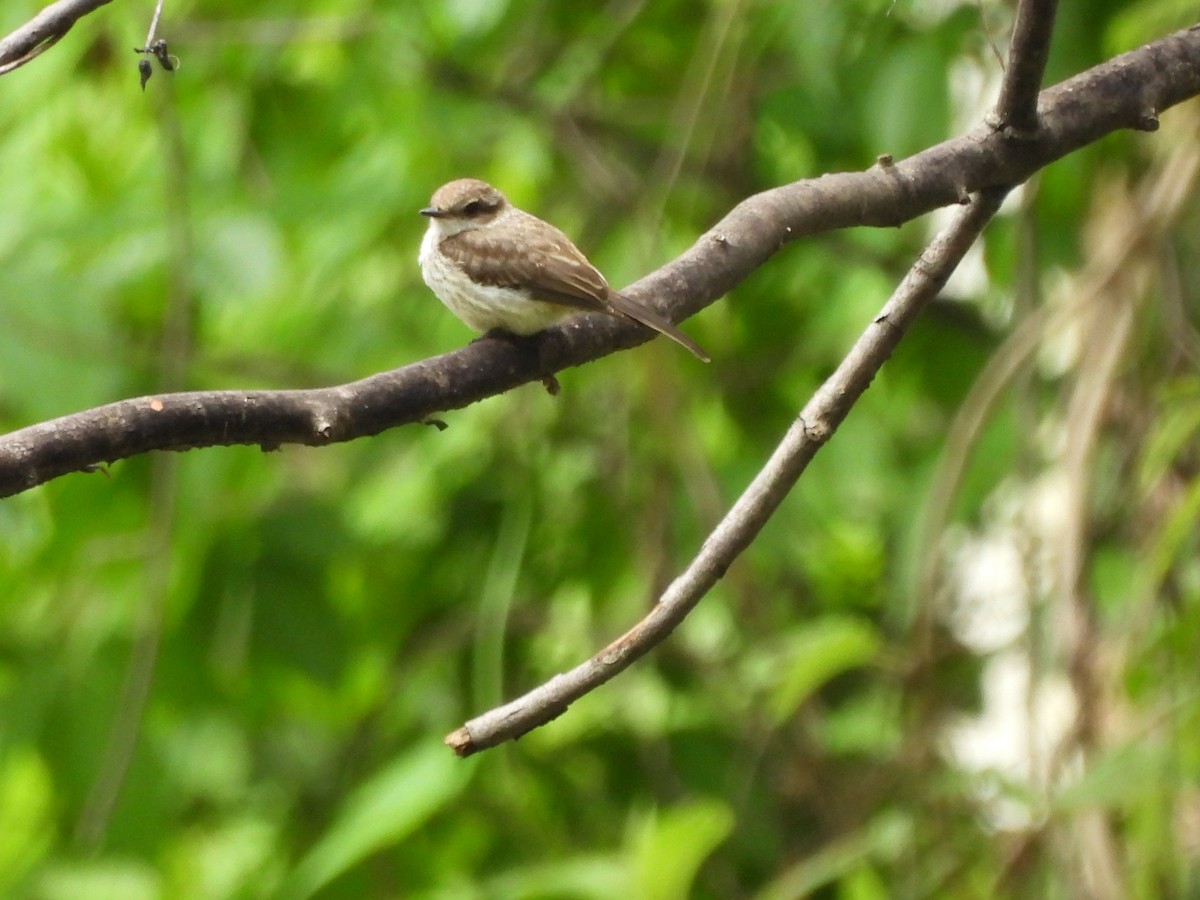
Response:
[446,187,1010,756]
[993,0,1059,133]
[1,24,1198,500]
[0,0,114,76]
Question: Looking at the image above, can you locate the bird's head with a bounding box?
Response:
[420,179,509,236]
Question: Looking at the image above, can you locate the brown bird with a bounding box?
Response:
[418,178,708,361]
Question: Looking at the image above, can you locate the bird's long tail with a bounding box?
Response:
[606,292,710,362]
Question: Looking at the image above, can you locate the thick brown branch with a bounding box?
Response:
[2,25,1199,498]
[0,0,114,75]
[446,188,1010,755]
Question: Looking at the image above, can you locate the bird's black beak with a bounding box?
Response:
[420,207,445,218]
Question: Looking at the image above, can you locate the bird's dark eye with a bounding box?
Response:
[462,200,484,215]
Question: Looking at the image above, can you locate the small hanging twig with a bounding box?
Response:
[133,0,176,90]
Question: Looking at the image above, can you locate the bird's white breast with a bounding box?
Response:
[419,224,569,336]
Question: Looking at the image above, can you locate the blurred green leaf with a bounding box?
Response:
[449,854,627,900]
[631,798,735,900]
[762,618,882,724]
[0,746,54,891]
[1051,742,1171,813]
[34,859,161,900]
[284,744,474,898]
[755,810,911,900]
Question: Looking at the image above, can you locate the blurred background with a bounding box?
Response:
[2,1,1199,897]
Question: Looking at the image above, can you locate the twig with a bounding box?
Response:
[992,0,1059,134]
[142,0,164,48]
[974,0,1006,71]
[445,188,1009,756]
[134,0,174,88]
[0,0,114,76]
[2,26,1197,499]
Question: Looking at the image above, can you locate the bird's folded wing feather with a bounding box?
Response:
[439,217,611,312]
[438,213,709,360]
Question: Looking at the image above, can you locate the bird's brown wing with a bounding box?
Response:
[437,212,611,312]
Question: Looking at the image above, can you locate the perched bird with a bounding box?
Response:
[418,178,709,361]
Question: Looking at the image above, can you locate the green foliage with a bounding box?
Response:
[2,0,1199,897]
[756,617,881,725]
[285,745,474,898]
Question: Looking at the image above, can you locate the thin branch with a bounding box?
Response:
[135,0,175,88]
[974,0,1005,71]
[445,188,1009,756]
[142,0,164,49]
[0,0,114,76]
[3,25,1198,499]
[993,0,1059,133]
